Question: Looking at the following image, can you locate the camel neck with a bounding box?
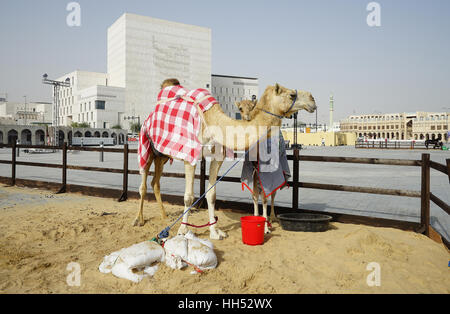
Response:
[203,104,282,151]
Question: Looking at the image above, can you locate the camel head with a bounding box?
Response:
[235,99,257,121]
[262,83,317,118]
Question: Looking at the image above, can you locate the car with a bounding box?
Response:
[425,139,443,149]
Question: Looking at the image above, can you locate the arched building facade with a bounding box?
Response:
[0,125,128,146]
[340,112,449,141]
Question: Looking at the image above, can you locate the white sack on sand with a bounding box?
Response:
[99,241,165,283]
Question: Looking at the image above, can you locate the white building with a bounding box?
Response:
[53,70,125,129]
[77,85,125,129]
[107,13,212,129]
[0,101,52,125]
[211,74,259,119]
[48,14,264,131]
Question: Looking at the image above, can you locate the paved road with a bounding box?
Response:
[1,144,449,240]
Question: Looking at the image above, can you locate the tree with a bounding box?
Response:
[71,122,89,128]
[112,124,122,130]
[129,122,141,134]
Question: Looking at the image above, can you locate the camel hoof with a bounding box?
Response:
[132,218,145,227]
[210,228,227,240]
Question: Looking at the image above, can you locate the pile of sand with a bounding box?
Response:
[0,184,449,293]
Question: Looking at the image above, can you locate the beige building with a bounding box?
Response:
[282,130,356,147]
[0,101,52,125]
[340,112,449,141]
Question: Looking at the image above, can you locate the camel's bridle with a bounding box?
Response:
[258,89,298,120]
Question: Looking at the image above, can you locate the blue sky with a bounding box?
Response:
[1,0,449,123]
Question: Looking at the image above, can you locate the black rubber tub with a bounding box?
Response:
[278,213,332,232]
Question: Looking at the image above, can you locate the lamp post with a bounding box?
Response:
[293,113,298,148]
[315,105,318,133]
[42,74,70,146]
[23,95,27,126]
[124,115,141,134]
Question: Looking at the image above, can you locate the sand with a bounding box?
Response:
[0,184,449,294]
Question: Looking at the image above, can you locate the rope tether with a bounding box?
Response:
[156,149,250,241]
[181,216,218,228]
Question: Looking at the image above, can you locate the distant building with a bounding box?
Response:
[46,13,212,132]
[340,112,449,141]
[211,74,259,119]
[53,70,125,129]
[0,101,52,125]
[107,13,212,129]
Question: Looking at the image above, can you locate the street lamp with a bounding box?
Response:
[124,115,141,133]
[42,74,70,146]
[315,104,318,133]
[23,95,27,126]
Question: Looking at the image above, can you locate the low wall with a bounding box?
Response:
[282,131,357,146]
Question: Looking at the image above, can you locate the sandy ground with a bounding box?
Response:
[0,184,449,294]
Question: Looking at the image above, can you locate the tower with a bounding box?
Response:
[329,93,334,132]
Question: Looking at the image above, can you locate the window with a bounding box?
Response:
[89,102,91,111]
[95,100,105,110]
[91,112,93,120]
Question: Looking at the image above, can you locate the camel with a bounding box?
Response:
[235,98,280,234]
[136,82,316,240]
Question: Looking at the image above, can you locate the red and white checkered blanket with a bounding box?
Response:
[138,86,218,172]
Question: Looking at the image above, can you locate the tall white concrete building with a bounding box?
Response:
[211,74,259,119]
[107,13,212,129]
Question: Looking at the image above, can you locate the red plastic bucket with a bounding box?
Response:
[241,216,266,245]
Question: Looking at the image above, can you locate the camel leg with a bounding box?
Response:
[261,193,271,234]
[177,161,196,236]
[252,176,259,217]
[151,156,169,220]
[269,191,278,223]
[206,159,227,240]
[134,156,154,226]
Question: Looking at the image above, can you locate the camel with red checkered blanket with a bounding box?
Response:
[136,82,316,240]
